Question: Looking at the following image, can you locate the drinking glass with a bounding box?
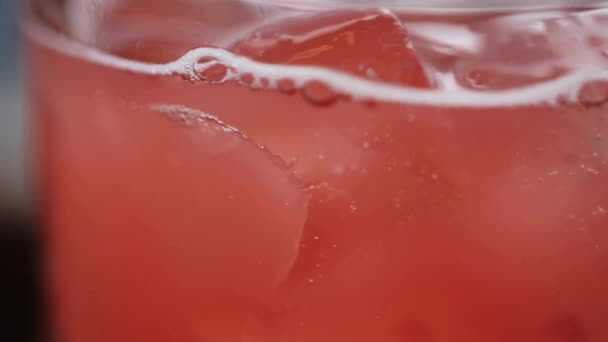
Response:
[23,1,608,341]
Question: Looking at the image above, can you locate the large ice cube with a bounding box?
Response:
[48,100,309,341]
[232,10,432,88]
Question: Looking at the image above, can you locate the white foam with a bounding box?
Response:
[23,12,608,108]
[408,23,483,53]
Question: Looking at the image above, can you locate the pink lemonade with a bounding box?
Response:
[26,1,608,341]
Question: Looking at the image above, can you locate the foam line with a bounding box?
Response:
[24,14,608,108]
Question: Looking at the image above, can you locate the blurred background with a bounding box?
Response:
[1,0,25,213]
[1,0,41,341]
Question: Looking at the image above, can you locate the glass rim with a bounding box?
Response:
[244,0,608,12]
[21,0,608,109]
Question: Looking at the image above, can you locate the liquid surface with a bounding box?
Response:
[26,1,608,342]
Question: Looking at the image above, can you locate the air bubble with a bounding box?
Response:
[180,73,198,84]
[42,39,608,108]
[239,72,255,86]
[578,80,608,107]
[197,62,229,82]
[278,79,297,94]
[301,81,338,106]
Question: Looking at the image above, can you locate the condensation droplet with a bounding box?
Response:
[302,81,338,106]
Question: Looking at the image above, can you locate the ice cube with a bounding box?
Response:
[251,104,608,342]
[232,10,432,88]
[50,102,310,341]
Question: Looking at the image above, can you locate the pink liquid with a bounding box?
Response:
[26,1,608,341]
